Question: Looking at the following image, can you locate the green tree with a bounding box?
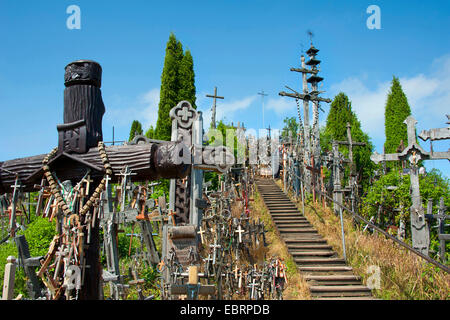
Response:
[324,92,374,190]
[361,168,449,261]
[178,49,196,109]
[129,120,143,141]
[155,33,184,141]
[145,125,155,139]
[281,116,298,140]
[384,76,412,154]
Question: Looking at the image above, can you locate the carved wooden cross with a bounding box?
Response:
[0,60,231,300]
[371,115,449,256]
[279,44,331,194]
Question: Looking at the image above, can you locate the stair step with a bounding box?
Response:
[316,297,378,300]
[305,275,361,281]
[298,266,353,272]
[270,213,302,216]
[287,244,332,250]
[310,285,371,293]
[290,251,335,257]
[273,218,307,221]
[276,223,311,226]
[284,239,327,244]
[256,179,374,300]
[278,228,318,233]
[294,257,346,264]
[276,225,312,229]
[312,291,373,298]
[309,280,363,286]
[273,221,308,224]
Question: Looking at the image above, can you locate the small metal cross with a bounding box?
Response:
[235,224,245,243]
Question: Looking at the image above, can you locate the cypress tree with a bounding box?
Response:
[281,116,298,139]
[129,120,143,141]
[324,93,354,144]
[145,125,155,139]
[384,76,412,154]
[324,92,374,189]
[178,49,196,109]
[155,33,184,141]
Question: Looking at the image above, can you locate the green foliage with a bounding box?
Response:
[384,76,412,154]
[361,168,450,261]
[145,125,155,139]
[155,33,197,141]
[281,116,298,140]
[178,50,196,109]
[149,179,170,201]
[206,120,244,164]
[204,172,219,191]
[129,120,143,141]
[0,216,56,297]
[323,92,375,190]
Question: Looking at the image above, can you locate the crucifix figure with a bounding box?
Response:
[206,87,224,129]
[371,116,450,256]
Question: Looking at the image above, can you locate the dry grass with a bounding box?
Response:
[249,186,311,300]
[277,180,450,300]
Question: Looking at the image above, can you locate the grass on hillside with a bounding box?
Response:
[277,180,450,300]
[249,186,311,300]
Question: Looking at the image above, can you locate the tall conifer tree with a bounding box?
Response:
[178,49,196,109]
[384,76,412,154]
[155,33,184,141]
[129,120,143,141]
[324,92,374,189]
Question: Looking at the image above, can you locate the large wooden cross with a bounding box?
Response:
[206,87,224,129]
[371,115,450,256]
[0,60,232,300]
[279,44,331,193]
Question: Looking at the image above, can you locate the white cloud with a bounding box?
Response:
[329,78,390,141]
[139,88,160,129]
[265,97,297,115]
[199,94,257,128]
[328,54,450,144]
[103,88,160,137]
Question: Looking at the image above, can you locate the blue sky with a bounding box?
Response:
[0,0,449,177]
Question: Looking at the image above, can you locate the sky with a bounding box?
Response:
[0,0,449,178]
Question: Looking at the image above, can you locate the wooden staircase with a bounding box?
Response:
[255,178,376,300]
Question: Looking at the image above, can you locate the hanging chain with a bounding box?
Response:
[41,141,112,217]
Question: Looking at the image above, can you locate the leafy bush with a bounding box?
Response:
[0,216,56,298]
[361,168,450,262]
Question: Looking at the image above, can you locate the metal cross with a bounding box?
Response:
[371,116,434,255]
[210,240,221,265]
[257,90,268,129]
[197,226,206,244]
[235,224,245,243]
[116,166,136,210]
[206,87,224,129]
